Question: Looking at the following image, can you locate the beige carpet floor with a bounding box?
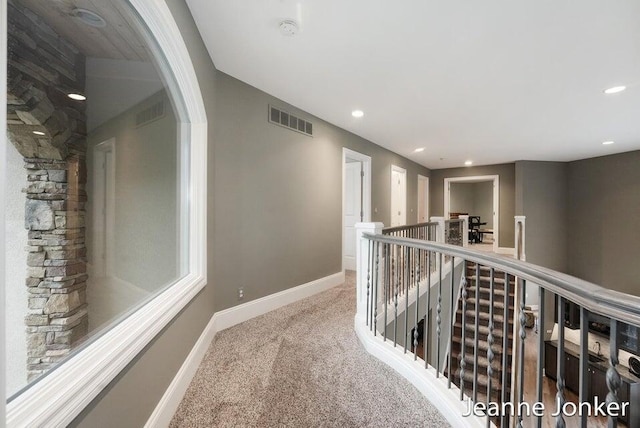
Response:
[170,272,450,428]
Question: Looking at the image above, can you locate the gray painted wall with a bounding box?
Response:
[212,72,430,311]
[515,161,568,337]
[515,161,568,273]
[70,0,431,425]
[429,163,516,248]
[567,151,640,296]
[450,181,494,229]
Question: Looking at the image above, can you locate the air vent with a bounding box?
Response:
[268,105,313,137]
[136,100,165,128]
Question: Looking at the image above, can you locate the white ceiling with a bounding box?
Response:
[186,0,640,169]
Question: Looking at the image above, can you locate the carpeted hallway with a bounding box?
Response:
[170,272,450,427]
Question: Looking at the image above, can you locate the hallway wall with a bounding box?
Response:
[212,71,430,311]
[567,150,640,296]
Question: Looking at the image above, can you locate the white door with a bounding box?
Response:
[391,165,407,227]
[344,161,362,270]
[93,138,116,277]
[418,175,429,223]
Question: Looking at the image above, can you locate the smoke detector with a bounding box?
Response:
[72,8,107,28]
[279,19,299,36]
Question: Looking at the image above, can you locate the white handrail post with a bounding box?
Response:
[355,222,384,319]
[430,216,445,243]
[459,215,469,247]
[431,216,445,272]
[515,216,526,261]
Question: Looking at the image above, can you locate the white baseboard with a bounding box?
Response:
[145,271,344,427]
[214,271,344,331]
[354,315,484,428]
[144,314,218,428]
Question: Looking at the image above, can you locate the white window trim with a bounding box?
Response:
[1,0,8,423]
[4,0,208,426]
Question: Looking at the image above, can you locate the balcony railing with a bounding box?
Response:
[354,221,640,428]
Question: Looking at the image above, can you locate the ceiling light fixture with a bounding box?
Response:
[351,110,364,118]
[414,148,425,153]
[602,141,615,145]
[279,19,299,36]
[67,93,86,101]
[604,86,626,94]
[32,131,45,136]
[464,160,473,166]
[72,8,107,28]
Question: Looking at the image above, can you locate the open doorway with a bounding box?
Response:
[417,175,429,223]
[444,175,499,253]
[92,138,116,278]
[342,148,371,271]
[390,165,407,227]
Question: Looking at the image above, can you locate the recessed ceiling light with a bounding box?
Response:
[464,160,473,166]
[32,131,45,136]
[68,93,86,101]
[279,19,299,36]
[72,8,107,28]
[414,148,425,153]
[602,141,615,145]
[352,110,364,118]
[604,86,626,94]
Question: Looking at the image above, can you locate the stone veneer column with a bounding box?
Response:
[23,156,88,380]
[7,0,89,381]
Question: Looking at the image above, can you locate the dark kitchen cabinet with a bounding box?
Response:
[588,363,637,427]
[544,341,579,393]
[545,341,640,427]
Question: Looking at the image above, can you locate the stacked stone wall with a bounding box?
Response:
[7,0,89,380]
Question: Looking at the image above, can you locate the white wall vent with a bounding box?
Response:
[136,100,165,128]
[268,105,313,137]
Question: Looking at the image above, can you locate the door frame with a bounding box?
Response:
[417,174,429,223]
[342,148,372,272]
[92,138,116,277]
[443,175,499,252]
[390,164,407,227]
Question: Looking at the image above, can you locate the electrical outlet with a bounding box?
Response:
[238,287,244,300]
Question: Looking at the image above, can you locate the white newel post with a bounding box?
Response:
[459,215,469,247]
[355,222,384,319]
[514,216,526,261]
[430,216,445,243]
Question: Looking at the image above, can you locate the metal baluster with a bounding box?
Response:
[501,273,510,428]
[517,278,526,428]
[537,288,546,428]
[414,248,420,361]
[373,241,379,336]
[425,250,432,368]
[459,260,468,401]
[606,320,621,428]
[486,268,495,427]
[579,306,589,428]
[404,246,410,354]
[473,263,480,403]
[366,239,371,328]
[448,256,455,389]
[556,296,567,428]
[436,252,443,377]
[383,243,388,342]
[394,245,399,348]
